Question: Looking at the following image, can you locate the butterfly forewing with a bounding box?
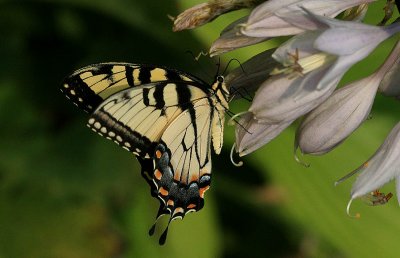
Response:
[61,63,205,112]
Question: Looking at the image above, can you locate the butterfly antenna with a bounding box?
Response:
[216,57,221,76]
[185,50,212,80]
[229,87,253,102]
[185,50,195,59]
[223,58,245,76]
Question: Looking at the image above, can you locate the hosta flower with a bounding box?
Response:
[336,122,400,214]
[172,0,400,219]
[296,74,380,155]
[250,64,337,124]
[379,41,400,98]
[241,0,376,37]
[234,113,293,157]
[209,16,268,56]
[249,11,400,124]
[172,0,264,31]
[296,41,400,155]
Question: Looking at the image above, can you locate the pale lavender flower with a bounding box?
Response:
[171,0,400,218]
[379,41,400,98]
[249,12,400,124]
[234,113,293,157]
[211,0,371,55]
[335,122,400,215]
[249,65,337,124]
[241,0,376,37]
[296,41,400,155]
[296,74,380,155]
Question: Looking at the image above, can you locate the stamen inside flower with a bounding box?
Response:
[271,50,336,78]
[346,199,361,219]
[335,168,361,186]
[342,4,368,21]
[230,143,244,167]
[361,190,393,206]
[298,52,336,74]
[228,111,248,126]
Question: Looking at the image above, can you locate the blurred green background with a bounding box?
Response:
[0,0,399,257]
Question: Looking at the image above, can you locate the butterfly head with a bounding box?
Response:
[212,75,230,108]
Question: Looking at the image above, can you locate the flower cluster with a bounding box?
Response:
[173,0,400,215]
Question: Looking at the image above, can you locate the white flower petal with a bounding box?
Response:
[315,26,391,56]
[249,65,336,123]
[350,122,400,200]
[379,41,400,97]
[272,30,322,63]
[297,72,381,155]
[396,176,400,206]
[235,113,293,156]
[242,0,376,37]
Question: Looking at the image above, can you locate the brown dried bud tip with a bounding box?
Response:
[173,0,264,32]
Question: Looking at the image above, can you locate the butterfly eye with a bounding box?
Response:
[217,75,224,83]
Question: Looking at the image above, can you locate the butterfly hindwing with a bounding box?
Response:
[152,99,214,220]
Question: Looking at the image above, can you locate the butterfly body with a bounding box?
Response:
[61,63,229,241]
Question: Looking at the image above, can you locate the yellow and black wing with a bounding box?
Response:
[61,62,228,245]
[87,82,211,158]
[61,62,205,112]
[152,98,214,218]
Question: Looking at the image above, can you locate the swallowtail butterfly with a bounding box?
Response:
[61,63,229,244]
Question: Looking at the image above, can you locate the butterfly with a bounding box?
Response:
[61,62,229,244]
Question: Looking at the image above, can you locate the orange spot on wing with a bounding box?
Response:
[173,207,184,216]
[167,199,174,207]
[187,203,196,209]
[154,169,162,180]
[199,186,210,198]
[174,171,181,181]
[190,174,199,182]
[158,187,169,196]
[155,150,162,159]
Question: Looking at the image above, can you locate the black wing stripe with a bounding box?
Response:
[138,67,152,84]
[143,88,150,106]
[176,82,193,111]
[125,66,135,87]
[166,70,183,81]
[153,84,166,110]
